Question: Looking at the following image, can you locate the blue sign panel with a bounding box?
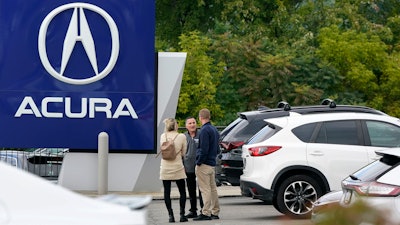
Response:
[0,0,156,152]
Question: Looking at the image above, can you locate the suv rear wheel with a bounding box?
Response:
[275,175,323,219]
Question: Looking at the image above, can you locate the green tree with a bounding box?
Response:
[220,0,278,35]
[317,26,387,103]
[156,0,400,123]
[211,31,278,111]
[373,52,400,117]
[156,0,223,47]
[176,31,225,124]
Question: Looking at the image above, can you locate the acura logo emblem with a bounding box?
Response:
[38,3,120,85]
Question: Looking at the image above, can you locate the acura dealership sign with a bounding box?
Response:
[0,0,156,152]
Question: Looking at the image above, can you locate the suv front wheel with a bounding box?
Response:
[275,175,323,219]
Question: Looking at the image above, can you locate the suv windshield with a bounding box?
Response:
[222,118,267,143]
[351,157,396,182]
[219,118,242,141]
[247,123,280,144]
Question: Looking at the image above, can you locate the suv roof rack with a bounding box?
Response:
[288,105,385,115]
[276,101,291,111]
[240,100,385,120]
[257,106,270,111]
[320,98,336,108]
[278,98,337,111]
[268,99,384,115]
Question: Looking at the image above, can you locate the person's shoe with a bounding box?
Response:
[179,215,188,222]
[211,214,219,220]
[168,215,175,223]
[185,211,197,218]
[193,214,211,221]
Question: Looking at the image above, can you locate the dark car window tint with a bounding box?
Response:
[292,123,317,142]
[247,123,279,144]
[366,121,400,147]
[223,119,267,142]
[315,120,359,145]
[219,118,242,140]
[222,119,249,142]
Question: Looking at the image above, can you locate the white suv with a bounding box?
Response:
[240,109,400,219]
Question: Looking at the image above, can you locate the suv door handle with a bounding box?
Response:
[309,151,324,156]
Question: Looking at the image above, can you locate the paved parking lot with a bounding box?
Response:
[147,195,312,225]
[80,185,313,225]
[145,185,312,225]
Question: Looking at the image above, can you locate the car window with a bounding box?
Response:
[219,118,242,140]
[351,157,396,182]
[315,120,360,145]
[47,148,64,154]
[222,118,267,142]
[0,156,18,167]
[48,148,58,154]
[292,123,317,142]
[366,121,400,147]
[246,123,279,144]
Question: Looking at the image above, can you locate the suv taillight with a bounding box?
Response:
[248,146,281,156]
[220,141,245,152]
[345,181,400,197]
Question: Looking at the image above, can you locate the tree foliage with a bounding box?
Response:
[175,31,225,124]
[156,0,400,124]
[156,0,223,46]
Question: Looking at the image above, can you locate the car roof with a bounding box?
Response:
[264,111,400,129]
[375,148,400,158]
[223,100,387,143]
[238,100,385,122]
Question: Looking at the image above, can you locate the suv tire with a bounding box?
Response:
[275,175,323,219]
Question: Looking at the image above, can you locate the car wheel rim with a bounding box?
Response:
[283,181,317,215]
